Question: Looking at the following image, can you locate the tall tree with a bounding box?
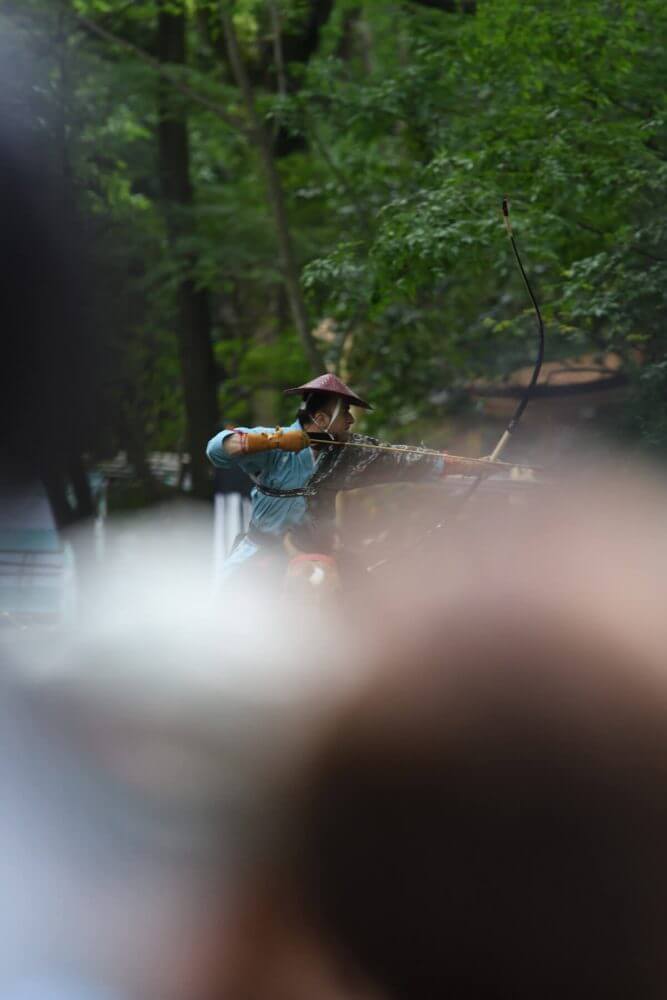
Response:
[157,0,219,498]
[220,1,324,374]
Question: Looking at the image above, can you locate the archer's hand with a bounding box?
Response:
[241,428,310,454]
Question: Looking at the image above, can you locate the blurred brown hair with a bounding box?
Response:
[286,597,667,1000]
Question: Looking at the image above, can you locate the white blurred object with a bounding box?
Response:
[213,492,251,588]
[0,472,77,630]
[0,507,357,1000]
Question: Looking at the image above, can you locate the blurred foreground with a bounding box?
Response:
[2,458,667,999]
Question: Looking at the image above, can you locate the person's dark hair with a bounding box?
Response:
[287,608,667,1000]
[297,391,337,426]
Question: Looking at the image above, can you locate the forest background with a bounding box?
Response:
[2,0,666,515]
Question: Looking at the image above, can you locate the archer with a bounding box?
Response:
[206,373,486,588]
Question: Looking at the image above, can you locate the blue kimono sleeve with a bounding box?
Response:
[206,426,275,478]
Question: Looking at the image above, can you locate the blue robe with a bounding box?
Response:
[206,421,320,578]
[206,421,445,578]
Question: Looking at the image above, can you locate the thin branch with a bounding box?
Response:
[72,10,246,134]
[573,217,667,264]
[269,1,288,100]
[582,75,655,120]
[268,0,287,143]
[628,244,667,264]
[219,1,323,372]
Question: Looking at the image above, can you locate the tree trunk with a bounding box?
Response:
[157,1,219,500]
[220,4,324,374]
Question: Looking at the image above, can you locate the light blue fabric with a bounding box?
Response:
[206,420,319,576]
[1,980,121,1000]
[207,420,448,578]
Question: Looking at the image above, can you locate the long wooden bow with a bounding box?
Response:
[456,197,546,509]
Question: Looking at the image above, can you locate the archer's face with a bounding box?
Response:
[314,399,355,441]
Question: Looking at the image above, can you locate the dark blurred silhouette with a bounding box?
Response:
[277,475,667,1000]
[0,64,105,526]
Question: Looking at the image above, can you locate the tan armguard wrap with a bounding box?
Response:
[243,428,311,454]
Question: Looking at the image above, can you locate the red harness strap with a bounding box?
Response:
[288,553,338,570]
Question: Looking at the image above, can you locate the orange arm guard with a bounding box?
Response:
[240,428,311,455]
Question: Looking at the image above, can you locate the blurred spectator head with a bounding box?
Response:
[0,570,350,1000]
[284,467,667,1000]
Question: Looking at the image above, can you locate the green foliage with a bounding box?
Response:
[6,0,667,467]
[625,361,667,455]
[294,0,667,442]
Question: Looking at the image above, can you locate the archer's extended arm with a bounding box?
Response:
[223,428,310,456]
